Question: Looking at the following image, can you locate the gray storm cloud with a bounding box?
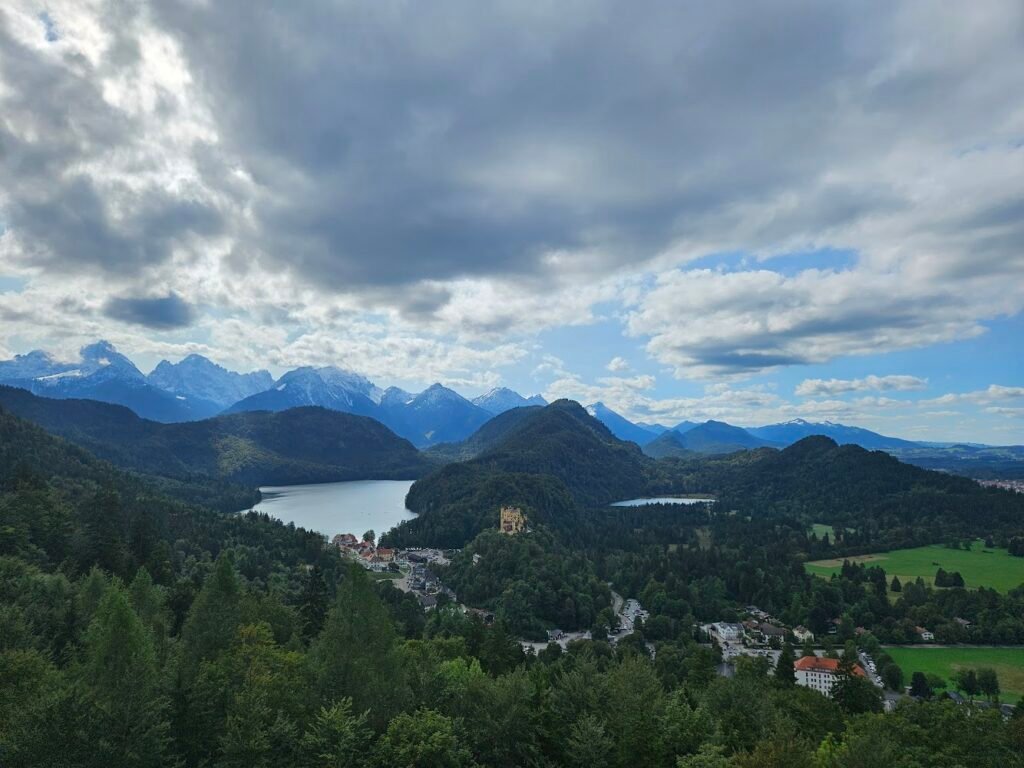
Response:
[104,293,197,330]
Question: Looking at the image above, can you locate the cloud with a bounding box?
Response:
[0,0,1022,406]
[606,356,629,372]
[625,263,1017,378]
[544,372,782,425]
[104,293,197,329]
[924,385,1024,406]
[985,406,1024,418]
[795,374,927,397]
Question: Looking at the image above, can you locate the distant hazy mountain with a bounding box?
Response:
[636,421,671,435]
[586,402,661,445]
[4,344,1010,466]
[381,386,416,408]
[645,420,780,456]
[228,369,493,448]
[0,341,220,422]
[642,429,696,459]
[380,383,492,447]
[748,418,918,450]
[426,405,545,461]
[472,387,547,414]
[148,354,273,408]
[0,349,78,380]
[225,366,381,417]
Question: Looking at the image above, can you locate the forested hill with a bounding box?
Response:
[468,399,650,505]
[415,399,648,507]
[424,404,543,461]
[396,419,1024,550]
[0,405,344,580]
[0,386,431,488]
[665,435,1024,542]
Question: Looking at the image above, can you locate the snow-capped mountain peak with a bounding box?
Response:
[381,386,415,407]
[0,349,76,380]
[413,383,467,408]
[147,353,273,408]
[473,386,547,415]
[316,366,383,404]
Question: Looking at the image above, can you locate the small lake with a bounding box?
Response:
[611,496,716,507]
[250,480,416,538]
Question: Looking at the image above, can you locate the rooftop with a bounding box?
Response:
[794,656,865,677]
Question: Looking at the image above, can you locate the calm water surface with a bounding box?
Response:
[250,479,416,538]
[611,496,716,507]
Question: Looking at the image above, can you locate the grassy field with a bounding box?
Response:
[805,541,1024,592]
[883,646,1024,703]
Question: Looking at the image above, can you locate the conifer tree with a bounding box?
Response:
[75,582,170,767]
[775,643,796,686]
[300,699,370,768]
[77,489,127,575]
[299,564,330,641]
[312,564,410,729]
[179,553,242,679]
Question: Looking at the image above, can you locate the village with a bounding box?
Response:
[700,613,1017,718]
[330,506,652,654]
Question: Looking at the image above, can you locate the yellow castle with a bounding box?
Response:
[499,506,526,535]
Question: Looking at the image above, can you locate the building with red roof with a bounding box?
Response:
[794,655,865,697]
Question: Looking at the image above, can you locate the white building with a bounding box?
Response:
[709,622,745,644]
[794,656,865,697]
[793,625,814,643]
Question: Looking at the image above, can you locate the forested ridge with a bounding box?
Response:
[0,387,431,496]
[399,409,1024,551]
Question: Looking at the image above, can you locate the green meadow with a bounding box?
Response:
[805,541,1024,593]
[883,646,1024,704]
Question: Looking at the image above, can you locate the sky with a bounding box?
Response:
[0,1,1022,443]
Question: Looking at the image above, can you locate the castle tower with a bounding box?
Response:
[499,506,525,535]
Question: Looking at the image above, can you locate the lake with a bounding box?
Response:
[611,496,716,507]
[250,479,416,538]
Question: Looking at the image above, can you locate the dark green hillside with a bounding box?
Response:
[388,465,579,548]
[440,528,612,639]
[387,400,651,548]
[0,387,430,488]
[0,405,345,580]
[663,435,1024,545]
[469,399,650,506]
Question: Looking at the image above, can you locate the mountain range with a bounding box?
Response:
[0,341,222,422]
[0,342,546,447]
[0,342,1018,467]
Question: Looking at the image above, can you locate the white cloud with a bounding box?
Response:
[923,384,1024,406]
[986,406,1024,418]
[606,356,629,372]
[795,374,927,397]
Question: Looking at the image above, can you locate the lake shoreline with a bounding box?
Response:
[247,479,417,539]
